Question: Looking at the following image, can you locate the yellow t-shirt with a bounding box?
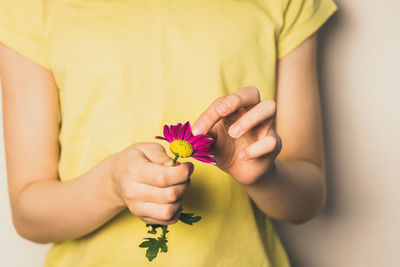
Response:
[0,0,337,266]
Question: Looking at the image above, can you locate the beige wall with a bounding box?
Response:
[274,0,400,266]
[1,0,399,266]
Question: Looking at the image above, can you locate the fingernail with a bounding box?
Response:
[229,124,241,138]
[216,102,227,114]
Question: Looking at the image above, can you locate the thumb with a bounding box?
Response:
[136,143,174,166]
[160,157,175,167]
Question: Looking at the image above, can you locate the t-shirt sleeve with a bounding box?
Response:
[277,0,338,59]
[0,0,50,69]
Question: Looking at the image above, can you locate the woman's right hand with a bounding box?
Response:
[109,142,194,225]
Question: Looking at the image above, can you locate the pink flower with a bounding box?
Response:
[155,121,216,165]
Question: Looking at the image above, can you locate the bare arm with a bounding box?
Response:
[0,43,126,243]
[1,44,192,244]
[191,33,326,224]
[241,34,326,224]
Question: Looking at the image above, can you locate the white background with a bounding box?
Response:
[1,0,399,266]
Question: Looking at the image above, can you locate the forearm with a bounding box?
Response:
[242,159,326,224]
[11,155,126,244]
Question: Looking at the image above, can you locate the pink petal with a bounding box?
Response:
[163,125,173,142]
[192,155,217,165]
[193,148,212,153]
[170,124,180,139]
[188,134,210,144]
[192,138,214,148]
[183,121,193,141]
[178,121,189,140]
[192,151,214,157]
[155,136,167,141]
[193,143,213,151]
[192,138,214,145]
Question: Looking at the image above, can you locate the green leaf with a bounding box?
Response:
[146,245,159,262]
[160,242,168,253]
[139,238,157,248]
[141,224,171,261]
[179,212,202,225]
[146,224,163,235]
[140,236,169,261]
[147,228,157,234]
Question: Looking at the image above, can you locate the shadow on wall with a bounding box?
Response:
[316,6,343,217]
[272,8,343,267]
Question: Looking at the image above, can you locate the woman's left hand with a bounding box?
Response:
[192,86,282,185]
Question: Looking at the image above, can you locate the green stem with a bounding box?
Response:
[161,225,168,239]
[141,154,179,259]
[172,154,179,166]
[156,155,178,245]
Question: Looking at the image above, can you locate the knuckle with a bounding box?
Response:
[180,164,192,179]
[249,86,261,99]
[127,203,141,217]
[174,172,190,186]
[124,186,137,201]
[263,99,276,113]
[161,204,177,221]
[122,161,135,178]
[118,173,135,200]
[165,187,180,203]
[165,214,180,225]
[267,135,277,149]
[172,167,187,183]
[154,172,168,187]
[229,94,242,107]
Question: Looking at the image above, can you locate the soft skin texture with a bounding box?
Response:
[192,33,326,224]
[0,33,323,244]
[0,43,193,243]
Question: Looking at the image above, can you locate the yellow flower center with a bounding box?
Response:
[170,140,193,158]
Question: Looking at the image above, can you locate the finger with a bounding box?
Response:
[222,107,247,126]
[192,86,261,135]
[255,118,274,139]
[217,86,261,116]
[135,180,190,204]
[135,142,174,166]
[140,207,181,225]
[239,133,282,160]
[135,202,182,223]
[227,99,276,138]
[133,158,194,187]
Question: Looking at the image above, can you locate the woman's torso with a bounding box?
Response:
[42,0,290,266]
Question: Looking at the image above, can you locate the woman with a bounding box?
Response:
[0,0,338,266]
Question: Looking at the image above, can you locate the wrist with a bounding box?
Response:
[103,153,126,210]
